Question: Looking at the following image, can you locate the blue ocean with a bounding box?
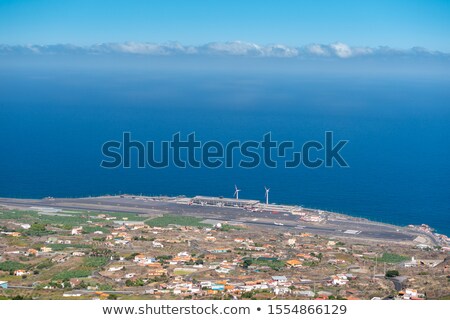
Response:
[1,58,449,234]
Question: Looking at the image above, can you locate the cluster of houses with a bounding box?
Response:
[398,288,426,300]
[1,209,448,300]
[145,276,296,297]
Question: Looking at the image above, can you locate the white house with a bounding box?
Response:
[134,254,155,265]
[331,274,349,286]
[108,266,124,272]
[14,270,28,276]
[71,227,83,235]
[152,241,164,248]
[404,257,417,268]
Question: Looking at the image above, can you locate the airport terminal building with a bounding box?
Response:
[192,196,259,208]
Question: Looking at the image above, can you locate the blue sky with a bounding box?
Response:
[0,0,449,51]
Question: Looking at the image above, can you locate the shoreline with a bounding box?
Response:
[1,192,447,237]
[0,194,448,247]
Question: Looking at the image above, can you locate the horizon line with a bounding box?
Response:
[1,41,449,59]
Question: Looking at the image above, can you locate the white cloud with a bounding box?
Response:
[330,42,353,58]
[0,42,447,59]
[306,44,329,56]
[200,41,263,56]
[264,44,298,57]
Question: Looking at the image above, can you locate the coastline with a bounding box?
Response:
[0,194,448,248]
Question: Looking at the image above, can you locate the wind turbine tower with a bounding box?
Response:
[234,185,241,200]
[264,186,270,205]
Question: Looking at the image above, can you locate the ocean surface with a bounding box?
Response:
[1,63,449,235]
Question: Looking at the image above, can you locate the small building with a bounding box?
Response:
[63,292,82,297]
[27,248,39,256]
[152,241,164,248]
[286,259,302,268]
[209,248,229,254]
[216,267,231,274]
[211,284,225,291]
[134,254,156,265]
[69,279,82,288]
[331,274,349,286]
[71,227,83,235]
[148,269,167,277]
[297,290,315,298]
[108,266,124,272]
[14,270,27,276]
[404,257,417,268]
[271,276,288,284]
[9,232,21,237]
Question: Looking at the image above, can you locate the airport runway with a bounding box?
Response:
[0,196,437,245]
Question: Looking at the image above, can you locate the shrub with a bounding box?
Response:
[385,270,400,277]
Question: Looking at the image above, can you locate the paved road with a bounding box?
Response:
[7,285,144,294]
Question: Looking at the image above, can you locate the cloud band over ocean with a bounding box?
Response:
[1,41,449,59]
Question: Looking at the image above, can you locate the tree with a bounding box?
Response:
[385,270,399,277]
[125,279,133,287]
[242,259,252,268]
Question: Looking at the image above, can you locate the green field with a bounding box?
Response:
[220,224,243,231]
[83,256,109,268]
[0,261,29,272]
[0,209,100,228]
[173,269,196,275]
[145,215,212,228]
[52,269,92,280]
[377,252,410,263]
[0,210,39,221]
[0,209,146,227]
[82,226,109,234]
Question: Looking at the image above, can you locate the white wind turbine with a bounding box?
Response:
[264,186,270,205]
[234,185,241,200]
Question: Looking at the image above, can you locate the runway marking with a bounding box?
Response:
[343,229,361,234]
